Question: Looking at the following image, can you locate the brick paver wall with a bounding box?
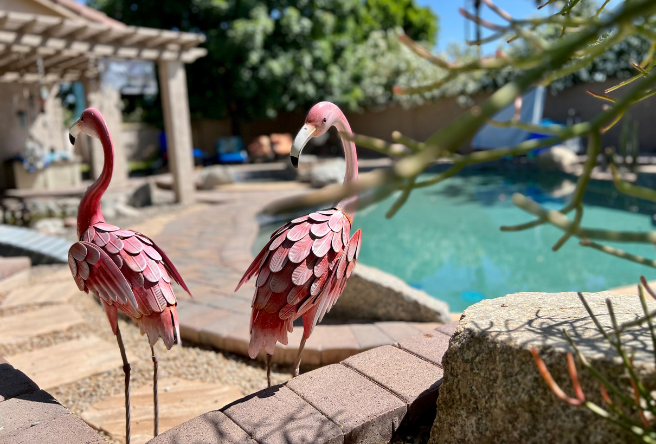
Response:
[149,322,456,444]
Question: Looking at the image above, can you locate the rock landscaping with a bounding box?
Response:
[429,291,653,444]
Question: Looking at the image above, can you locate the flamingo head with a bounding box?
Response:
[291,101,339,168]
[69,108,106,145]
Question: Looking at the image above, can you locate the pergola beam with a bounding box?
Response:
[0,12,206,63]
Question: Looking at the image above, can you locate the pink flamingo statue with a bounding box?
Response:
[68,108,191,443]
[236,101,362,386]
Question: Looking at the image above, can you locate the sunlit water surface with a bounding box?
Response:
[256,168,656,312]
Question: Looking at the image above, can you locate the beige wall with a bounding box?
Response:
[190,84,656,156]
[189,95,488,155]
[542,80,656,152]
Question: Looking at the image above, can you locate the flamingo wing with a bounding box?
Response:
[241,208,359,357]
[303,228,362,335]
[68,241,138,318]
[134,231,193,297]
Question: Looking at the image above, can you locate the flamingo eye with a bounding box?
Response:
[80,116,84,122]
[323,118,327,123]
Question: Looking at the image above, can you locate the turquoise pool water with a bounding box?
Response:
[257,168,656,312]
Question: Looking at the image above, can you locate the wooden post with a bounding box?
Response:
[157,60,195,204]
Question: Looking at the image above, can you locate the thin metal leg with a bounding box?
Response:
[292,336,307,377]
[115,325,131,444]
[266,354,272,388]
[151,345,159,437]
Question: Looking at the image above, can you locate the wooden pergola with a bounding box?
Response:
[0,10,207,203]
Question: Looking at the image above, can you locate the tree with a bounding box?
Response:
[88,0,438,127]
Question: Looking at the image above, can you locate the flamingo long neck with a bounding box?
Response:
[77,120,113,237]
[332,109,358,218]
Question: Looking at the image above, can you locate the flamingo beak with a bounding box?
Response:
[291,124,316,168]
[69,120,81,145]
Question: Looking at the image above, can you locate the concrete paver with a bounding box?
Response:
[287,364,406,444]
[0,411,106,444]
[0,390,69,439]
[397,330,451,367]
[373,322,422,343]
[343,345,443,418]
[82,378,242,444]
[176,301,230,343]
[6,336,137,390]
[0,304,84,344]
[222,385,343,444]
[350,324,393,351]
[1,281,78,308]
[148,411,256,444]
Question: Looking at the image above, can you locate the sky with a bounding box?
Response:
[417,0,624,55]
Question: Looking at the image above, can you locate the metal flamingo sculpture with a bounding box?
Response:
[67,108,191,442]
[236,101,362,386]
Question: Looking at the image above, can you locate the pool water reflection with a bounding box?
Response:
[257,168,656,312]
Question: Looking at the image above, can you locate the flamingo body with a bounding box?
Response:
[237,208,362,357]
[69,222,188,349]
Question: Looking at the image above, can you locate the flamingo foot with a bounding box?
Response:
[151,345,159,437]
[266,354,272,388]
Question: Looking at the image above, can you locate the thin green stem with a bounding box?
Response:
[386,176,417,218]
[605,299,652,403]
[512,193,656,243]
[391,131,424,152]
[638,285,656,369]
[580,240,656,268]
[552,204,582,251]
[595,0,612,19]
[610,164,656,202]
[576,292,614,343]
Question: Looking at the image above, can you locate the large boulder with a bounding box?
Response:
[537,145,579,173]
[328,263,450,323]
[309,158,346,188]
[198,165,234,190]
[128,181,154,208]
[430,292,654,444]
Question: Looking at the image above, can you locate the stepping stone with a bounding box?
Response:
[0,257,30,281]
[82,378,242,444]
[1,281,79,308]
[5,336,136,390]
[0,304,84,344]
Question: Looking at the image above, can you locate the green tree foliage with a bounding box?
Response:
[89,0,438,123]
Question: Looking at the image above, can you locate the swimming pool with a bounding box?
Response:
[257,167,656,312]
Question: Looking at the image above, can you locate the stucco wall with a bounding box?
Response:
[190,83,656,155]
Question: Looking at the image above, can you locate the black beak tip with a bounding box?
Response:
[290,156,298,168]
[69,134,76,145]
